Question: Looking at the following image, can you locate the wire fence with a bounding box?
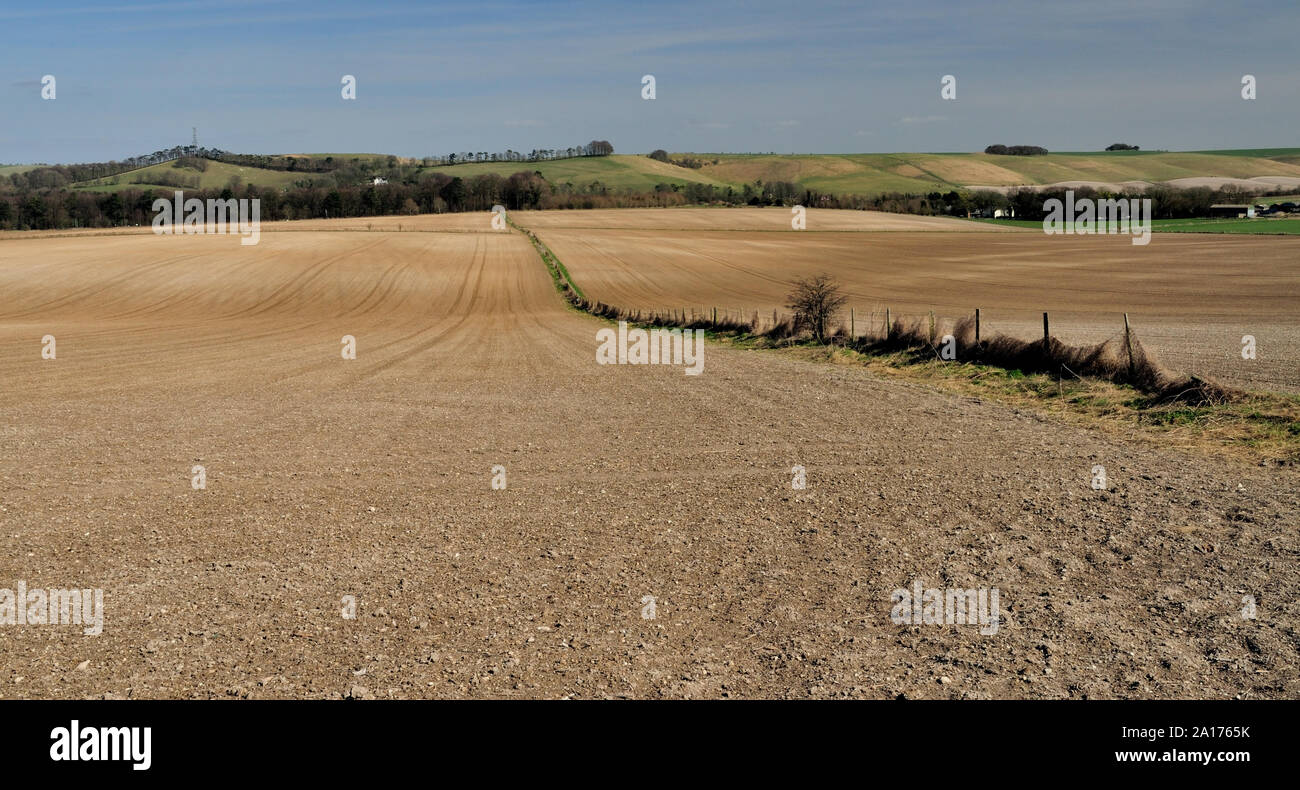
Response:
[588,301,1292,397]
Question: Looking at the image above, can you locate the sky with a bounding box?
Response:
[1,0,1296,164]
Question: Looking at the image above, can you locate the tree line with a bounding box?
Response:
[647,150,717,169]
[983,145,1049,156]
[996,185,1261,220]
[428,140,613,166]
[0,162,1283,231]
[7,146,229,189]
[1,171,837,230]
[0,169,562,230]
[6,139,616,194]
[214,141,614,172]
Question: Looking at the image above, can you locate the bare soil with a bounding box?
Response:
[0,213,1295,699]
[531,212,1300,393]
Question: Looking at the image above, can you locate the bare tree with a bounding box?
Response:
[785,274,847,342]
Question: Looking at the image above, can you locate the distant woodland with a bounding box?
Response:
[0,141,1280,230]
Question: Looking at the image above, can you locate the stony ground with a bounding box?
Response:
[0,214,1295,699]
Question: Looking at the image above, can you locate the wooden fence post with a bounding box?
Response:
[885,308,891,339]
[1124,313,1135,378]
[975,308,980,344]
[1042,312,1050,343]
[850,308,855,338]
[928,311,936,344]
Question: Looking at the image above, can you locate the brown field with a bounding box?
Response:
[1,212,1296,699]
[525,211,1300,393]
[511,207,1025,232]
[0,213,500,241]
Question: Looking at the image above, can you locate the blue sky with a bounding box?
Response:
[2,0,1296,163]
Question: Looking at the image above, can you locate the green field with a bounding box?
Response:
[75,159,311,192]
[298,153,399,162]
[969,217,1300,235]
[1148,217,1300,234]
[414,155,730,191]
[0,164,41,177]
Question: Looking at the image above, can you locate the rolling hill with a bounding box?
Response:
[52,148,1300,197]
[411,155,731,191]
[73,159,312,192]
[690,150,1300,194]
[0,165,41,178]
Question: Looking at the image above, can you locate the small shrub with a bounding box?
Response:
[785,274,848,343]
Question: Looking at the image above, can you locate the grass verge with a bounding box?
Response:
[759,337,1300,464]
